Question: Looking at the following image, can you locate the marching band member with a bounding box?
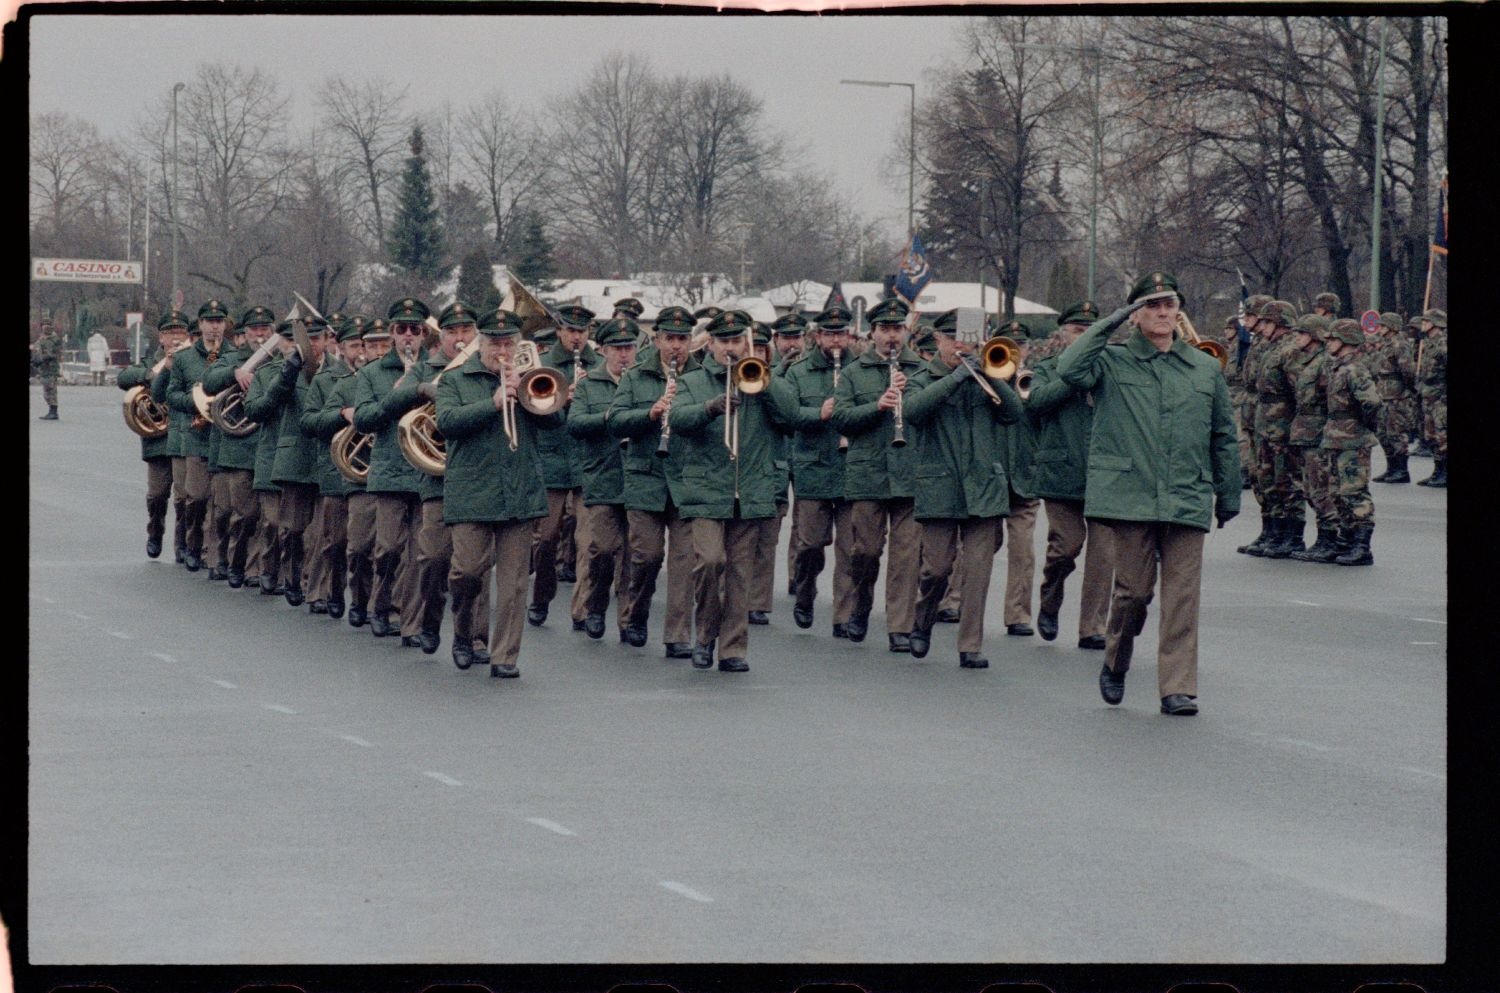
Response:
[117,313,190,560]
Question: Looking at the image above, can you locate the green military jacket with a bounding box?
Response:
[1417,330,1446,406]
[830,345,924,501]
[268,363,320,487]
[244,359,284,493]
[779,346,848,502]
[165,338,221,458]
[902,357,1023,521]
[201,344,260,471]
[1288,349,1329,448]
[666,353,798,520]
[1002,377,1039,500]
[300,359,351,496]
[536,342,603,490]
[313,370,365,495]
[352,348,426,496]
[567,364,626,506]
[606,347,700,513]
[1056,321,1240,531]
[117,349,174,461]
[151,364,185,457]
[1321,352,1381,451]
[1253,335,1309,443]
[1368,334,1416,403]
[434,352,555,524]
[382,350,449,502]
[1024,354,1092,502]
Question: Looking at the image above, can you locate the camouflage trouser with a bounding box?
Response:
[41,376,58,407]
[1254,438,1305,522]
[1421,399,1447,459]
[1298,446,1340,528]
[1332,448,1374,527]
[1376,398,1415,460]
[1239,402,1260,499]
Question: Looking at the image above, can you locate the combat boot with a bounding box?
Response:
[1334,524,1374,566]
[1375,455,1410,484]
[40,405,58,420]
[1418,458,1446,488]
[1264,518,1306,559]
[1292,526,1340,563]
[1238,515,1274,556]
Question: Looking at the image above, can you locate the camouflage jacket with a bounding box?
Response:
[1238,334,1275,418]
[1365,333,1416,402]
[1253,335,1310,442]
[1321,351,1381,450]
[1416,330,1447,405]
[1288,350,1329,447]
[32,332,64,376]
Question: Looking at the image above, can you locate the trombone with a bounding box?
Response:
[955,335,1021,406]
[723,329,769,461]
[499,340,566,451]
[1177,312,1229,369]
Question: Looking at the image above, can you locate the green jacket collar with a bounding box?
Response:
[1125,329,1194,364]
[857,344,922,367]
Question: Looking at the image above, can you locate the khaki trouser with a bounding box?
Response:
[171,457,189,554]
[938,535,964,614]
[449,520,533,665]
[576,503,629,623]
[1003,494,1040,626]
[251,490,281,581]
[276,481,318,592]
[1040,499,1112,640]
[790,498,855,622]
[691,517,760,659]
[182,456,211,554]
[204,471,227,567]
[558,489,580,573]
[750,503,787,614]
[419,498,489,640]
[311,494,347,604]
[623,505,694,644]
[915,516,1002,654]
[303,498,324,589]
[848,498,920,634]
[218,469,257,576]
[570,498,621,623]
[532,487,578,609]
[145,457,172,544]
[1096,519,1206,699]
[345,491,376,611]
[373,492,422,630]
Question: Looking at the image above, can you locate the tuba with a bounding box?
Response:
[122,345,180,439]
[203,335,293,437]
[1176,312,1229,369]
[330,423,372,485]
[396,338,482,476]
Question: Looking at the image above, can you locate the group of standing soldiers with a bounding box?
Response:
[1217,292,1448,567]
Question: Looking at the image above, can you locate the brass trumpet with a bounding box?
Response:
[723,335,769,461]
[1177,312,1229,369]
[1014,368,1034,400]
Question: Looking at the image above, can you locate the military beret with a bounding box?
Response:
[750,322,772,346]
[1126,270,1185,306]
[157,310,190,331]
[814,304,853,330]
[1058,300,1101,326]
[438,301,479,329]
[654,306,696,335]
[693,305,724,322]
[1259,300,1297,327]
[596,318,640,347]
[867,298,911,326]
[479,310,525,338]
[1294,314,1329,340]
[997,318,1032,341]
[386,297,431,323]
[611,298,644,319]
[1314,292,1341,313]
[555,304,595,330]
[362,317,391,341]
[335,316,367,343]
[706,309,754,338]
[932,309,959,333]
[771,312,808,334]
[241,305,275,327]
[1421,308,1446,329]
[1378,312,1404,332]
[1330,319,1364,345]
[198,299,230,320]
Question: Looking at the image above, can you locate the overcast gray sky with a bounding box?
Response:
[29,12,980,240]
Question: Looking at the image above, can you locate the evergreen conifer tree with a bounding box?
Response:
[387,126,448,282]
[510,212,556,288]
[456,246,495,308]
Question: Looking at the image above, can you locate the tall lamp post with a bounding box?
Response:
[840,79,916,238]
[171,81,184,307]
[1017,41,1101,301]
[1370,17,1390,312]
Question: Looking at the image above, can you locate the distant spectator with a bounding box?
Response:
[87,331,110,385]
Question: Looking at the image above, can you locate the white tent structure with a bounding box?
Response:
[765,280,1057,318]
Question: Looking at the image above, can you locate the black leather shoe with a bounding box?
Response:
[146,537,162,559]
[308,600,328,615]
[245,574,260,588]
[1160,694,1199,716]
[419,629,441,654]
[370,613,397,638]
[909,627,931,659]
[471,644,492,666]
[1006,623,1034,637]
[326,599,344,619]
[691,642,715,669]
[174,546,186,565]
[959,652,989,669]
[664,642,693,659]
[284,585,305,607]
[1037,610,1059,641]
[793,606,814,629]
[400,635,422,648]
[621,625,647,647]
[347,607,368,628]
[1078,635,1106,650]
[557,565,577,584]
[584,613,606,639]
[935,607,960,624]
[490,662,520,678]
[889,633,911,653]
[1099,664,1126,705]
[207,563,228,581]
[718,656,749,672]
[258,574,279,595]
[227,568,244,588]
[183,551,202,572]
[572,618,586,632]
[526,604,548,627]
[832,623,849,639]
[846,615,869,643]
[747,610,769,625]
[452,642,475,670]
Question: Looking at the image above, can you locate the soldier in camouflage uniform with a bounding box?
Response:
[1231,295,1273,503]
[1415,309,1447,487]
[1312,292,1341,319]
[1285,317,1341,562]
[32,319,64,419]
[1368,312,1419,484]
[1248,301,1310,557]
[1320,319,1383,565]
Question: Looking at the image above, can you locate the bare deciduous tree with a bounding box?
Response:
[318,77,410,250]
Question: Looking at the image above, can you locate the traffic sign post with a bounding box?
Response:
[1360,310,1381,335]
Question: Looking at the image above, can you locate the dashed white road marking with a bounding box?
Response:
[1399,766,1445,781]
[424,771,463,787]
[1411,641,1438,646]
[1409,617,1446,625]
[526,817,577,836]
[659,881,713,903]
[211,679,237,689]
[1276,736,1332,752]
[151,652,176,663]
[29,593,55,603]
[107,630,132,640]
[1287,599,1321,607]
[340,734,373,748]
[264,704,297,715]
[67,611,90,620]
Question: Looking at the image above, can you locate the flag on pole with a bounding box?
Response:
[1431,174,1448,256]
[1234,267,1252,367]
[823,282,849,312]
[893,233,933,306]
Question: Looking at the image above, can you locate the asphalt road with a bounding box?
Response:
[28,384,1447,964]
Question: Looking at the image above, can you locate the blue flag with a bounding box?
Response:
[893,234,933,305]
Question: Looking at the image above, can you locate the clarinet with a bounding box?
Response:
[889,342,906,449]
[832,347,848,453]
[655,357,679,459]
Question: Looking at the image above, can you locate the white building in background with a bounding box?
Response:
[764,281,1058,320]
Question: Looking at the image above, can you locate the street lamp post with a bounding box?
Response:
[171,81,184,307]
[1017,41,1102,301]
[1370,17,1390,313]
[840,79,916,238]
